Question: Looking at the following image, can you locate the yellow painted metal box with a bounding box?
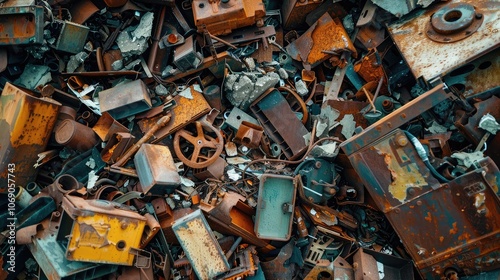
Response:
[0,82,61,192]
[59,195,147,266]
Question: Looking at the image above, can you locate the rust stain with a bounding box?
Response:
[449,222,458,235]
[458,232,471,242]
[474,193,487,214]
[176,218,228,279]
[439,236,444,242]
[375,138,427,202]
[425,212,432,223]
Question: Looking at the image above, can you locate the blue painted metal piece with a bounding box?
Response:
[0,1,44,45]
[255,174,297,241]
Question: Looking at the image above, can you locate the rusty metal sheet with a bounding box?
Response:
[199,191,274,251]
[388,0,500,82]
[346,127,500,278]
[249,88,309,160]
[172,209,230,279]
[138,86,211,143]
[60,195,148,266]
[260,241,297,279]
[351,248,414,280]
[340,84,452,156]
[0,82,61,192]
[286,12,357,68]
[92,112,129,142]
[0,0,44,45]
[282,0,325,30]
[443,47,500,98]
[191,0,266,36]
[69,0,99,24]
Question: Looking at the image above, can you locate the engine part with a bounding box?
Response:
[223,245,259,280]
[255,174,297,241]
[192,0,266,36]
[249,88,309,160]
[134,143,181,194]
[344,126,500,278]
[99,79,153,120]
[0,82,61,192]
[172,209,230,279]
[295,158,337,204]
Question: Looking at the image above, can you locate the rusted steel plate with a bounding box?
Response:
[0,0,44,45]
[199,191,274,251]
[388,0,500,82]
[346,127,500,278]
[0,82,61,192]
[281,0,324,30]
[443,47,500,99]
[388,162,500,278]
[250,88,309,160]
[138,86,211,143]
[340,84,452,156]
[172,209,230,279]
[286,12,357,68]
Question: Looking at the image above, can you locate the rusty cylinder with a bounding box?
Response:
[55,119,98,151]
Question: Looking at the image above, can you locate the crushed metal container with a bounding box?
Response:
[134,143,181,195]
[99,79,152,120]
[59,195,148,266]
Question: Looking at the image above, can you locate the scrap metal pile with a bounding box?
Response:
[1,0,499,279]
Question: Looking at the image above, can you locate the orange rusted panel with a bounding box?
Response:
[285,12,357,68]
[138,86,211,143]
[0,83,61,192]
[0,0,44,45]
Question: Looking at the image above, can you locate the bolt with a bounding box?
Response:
[396,133,408,147]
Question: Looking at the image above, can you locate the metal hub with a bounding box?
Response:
[426,3,483,43]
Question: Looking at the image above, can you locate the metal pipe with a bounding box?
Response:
[112,114,171,167]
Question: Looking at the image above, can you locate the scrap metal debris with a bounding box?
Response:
[1,0,499,279]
